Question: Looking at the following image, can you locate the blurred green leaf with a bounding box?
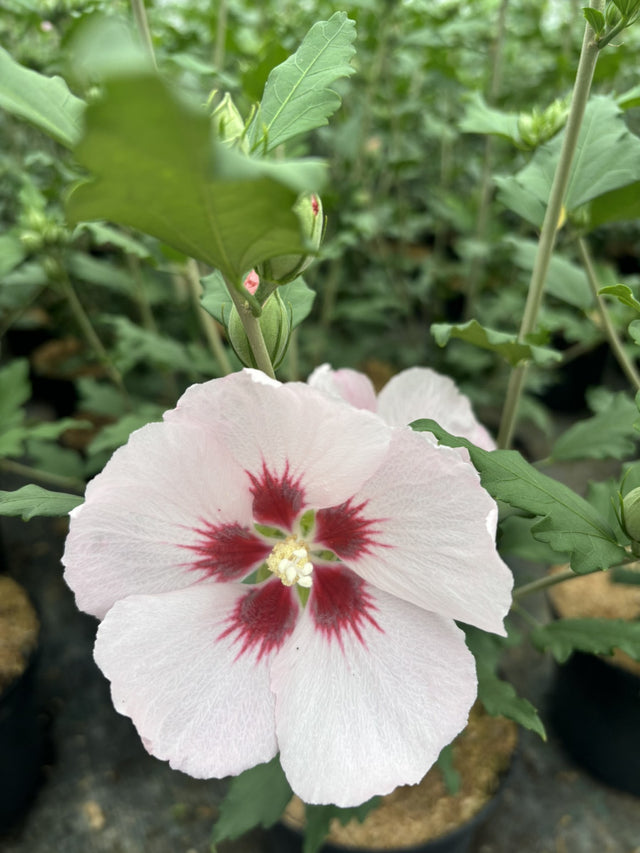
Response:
[66,73,325,283]
[459,92,520,143]
[0,46,85,148]
[551,393,639,462]
[211,756,292,844]
[0,485,82,519]
[531,618,640,662]
[0,360,30,430]
[87,407,164,456]
[589,181,640,227]
[599,283,640,313]
[0,234,26,278]
[507,237,592,310]
[411,420,627,574]
[497,96,640,228]
[248,12,356,153]
[431,319,561,367]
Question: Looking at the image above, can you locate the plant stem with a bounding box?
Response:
[512,567,584,600]
[0,459,85,494]
[130,0,157,69]
[578,236,640,392]
[57,268,129,400]
[226,280,276,379]
[214,0,228,71]
[497,4,603,449]
[185,260,233,375]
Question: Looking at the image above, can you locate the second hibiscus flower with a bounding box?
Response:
[63,368,512,807]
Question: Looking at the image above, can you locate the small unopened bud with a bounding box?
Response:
[257,194,323,285]
[623,487,640,547]
[518,98,569,149]
[227,290,291,369]
[212,93,248,151]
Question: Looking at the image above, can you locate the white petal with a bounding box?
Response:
[307,364,377,411]
[272,583,477,806]
[377,367,496,450]
[63,420,255,619]
[94,583,287,779]
[166,370,391,510]
[337,430,512,634]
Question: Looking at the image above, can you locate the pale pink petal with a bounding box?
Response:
[315,429,512,635]
[377,367,496,450]
[63,420,261,619]
[272,577,476,806]
[166,370,391,511]
[94,580,299,778]
[307,364,377,412]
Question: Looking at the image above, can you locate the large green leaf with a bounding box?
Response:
[66,73,326,283]
[411,420,627,574]
[497,96,640,228]
[211,756,292,844]
[0,46,85,148]
[531,618,640,663]
[551,393,639,462]
[431,319,561,367]
[0,485,82,519]
[248,12,356,153]
[588,181,640,228]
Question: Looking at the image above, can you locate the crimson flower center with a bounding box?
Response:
[266,536,314,588]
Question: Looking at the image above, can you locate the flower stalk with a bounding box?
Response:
[497,2,603,449]
[226,278,277,379]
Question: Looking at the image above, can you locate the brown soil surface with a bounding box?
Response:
[548,563,640,676]
[283,704,517,850]
[0,575,39,693]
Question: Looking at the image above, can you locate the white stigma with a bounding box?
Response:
[267,538,314,588]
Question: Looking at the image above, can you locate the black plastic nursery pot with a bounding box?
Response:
[265,709,517,853]
[547,651,640,797]
[0,576,44,834]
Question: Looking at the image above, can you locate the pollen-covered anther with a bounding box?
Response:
[267,537,314,588]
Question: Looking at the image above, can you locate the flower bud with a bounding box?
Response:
[257,193,323,285]
[212,93,248,152]
[227,291,291,369]
[623,487,640,545]
[518,98,568,150]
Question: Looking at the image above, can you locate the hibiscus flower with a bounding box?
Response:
[308,364,496,450]
[63,369,512,806]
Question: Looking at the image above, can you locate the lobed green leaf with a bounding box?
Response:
[66,73,325,283]
[0,485,82,519]
[411,420,627,574]
[248,12,356,153]
[431,319,561,367]
[531,618,640,663]
[551,392,639,462]
[211,756,292,844]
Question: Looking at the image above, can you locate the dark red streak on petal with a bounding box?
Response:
[248,461,305,530]
[310,566,381,647]
[314,498,385,559]
[183,521,270,581]
[219,580,299,661]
